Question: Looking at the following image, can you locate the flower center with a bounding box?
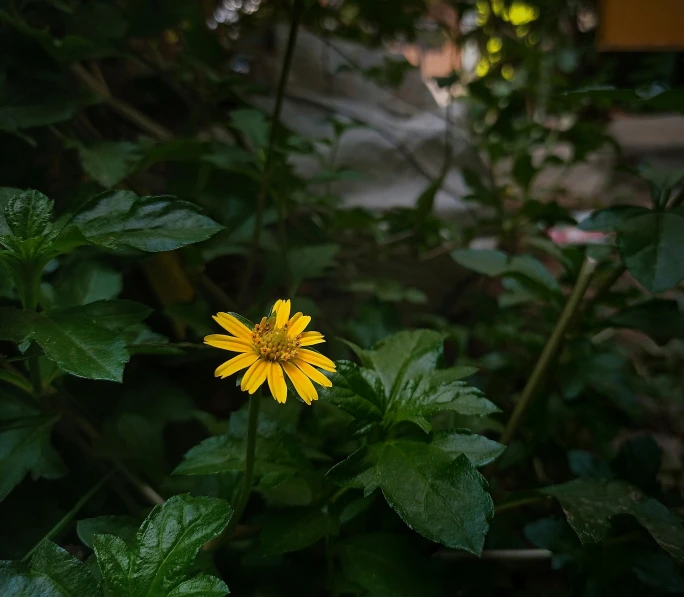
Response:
[252,317,300,362]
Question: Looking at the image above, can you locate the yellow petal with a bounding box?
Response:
[213,312,252,340]
[300,331,325,346]
[289,314,311,337]
[297,349,336,372]
[204,334,253,352]
[267,362,287,403]
[274,299,291,328]
[247,360,269,394]
[215,352,259,378]
[271,299,283,314]
[240,358,266,391]
[282,361,318,405]
[293,358,332,388]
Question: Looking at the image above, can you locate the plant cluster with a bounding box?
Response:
[1,1,684,596]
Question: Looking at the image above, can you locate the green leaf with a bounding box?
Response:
[616,211,684,292]
[74,300,152,331]
[65,190,222,252]
[432,430,506,467]
[167,575,229,597]
[77,515,139,549]
[0,396,66,501]
[53,261,123,307]
[229,109,269,149]
[0,307,129,382]
[542,479,684,563]
[327,441,493,554]
[320,361,385,423]
[0,541,99,597]
[286,243,339,285]
[578,206,648,232]
[337,533,441,597]
[77,141,142,189]
[93,494,231,597]
[512,151,536,191]
[606,299,684,345]
[261,508,336,555]
[174,415,309,477]
[369,329,446,401]
[451,249,508,276]
[387,367,499,430]
[0,187,23,235]
[451,249,560,296]
[5,190,53,240]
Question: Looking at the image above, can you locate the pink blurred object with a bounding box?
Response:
[546,227,608,245]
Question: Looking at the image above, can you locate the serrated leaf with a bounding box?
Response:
[93,494,231,597]
[261,508,336,555]
[5,190,53,240]
[432,429,505,467]
[0,187,23,235]
[327,441,493,554]
[616,211,684,292]
[337,533,441,597]
[167,575,229,597]
[369,329,446,401]
[543,479,684,562]
[0,307,129,382]
[0,541,99,597]
[73,300,152,331]
[77,515,139,549]
[387,367,499,430]
[77,141,142,189]
[320,360,385,422]
[0,394,66,501]
[65,190,222,252]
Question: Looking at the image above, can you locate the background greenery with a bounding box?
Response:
[1,0,684,595]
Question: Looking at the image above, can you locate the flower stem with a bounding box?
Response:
[22,471,113,562]
[225,389,262,538]
[239,0,305,305]
[498,257,596,447]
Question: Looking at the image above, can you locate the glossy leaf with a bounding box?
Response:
[0,307,129,382]
[66,190,222,252]
[320,360,385,422]
[5,190,53,240]
[616,211,684,292]
[167,575,229,597]
[337,533,441,597]
[387,367,499,430]
[327,440,493,554]
[261,508,336,555]
[543,479,684,562]
[432,429,506,467]
[578,206,649,232]
[0,541,99,597]
[369,329,446,401]
[0,396,66,501]
[93,494,231,597]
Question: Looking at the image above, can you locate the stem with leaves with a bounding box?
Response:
[224,389,262,538]
[498,257,597,447]
[239,0,306,305]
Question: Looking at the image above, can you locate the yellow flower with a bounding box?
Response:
[205,299,335,405]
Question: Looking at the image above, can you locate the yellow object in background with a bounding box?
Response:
[600,0,684,50]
